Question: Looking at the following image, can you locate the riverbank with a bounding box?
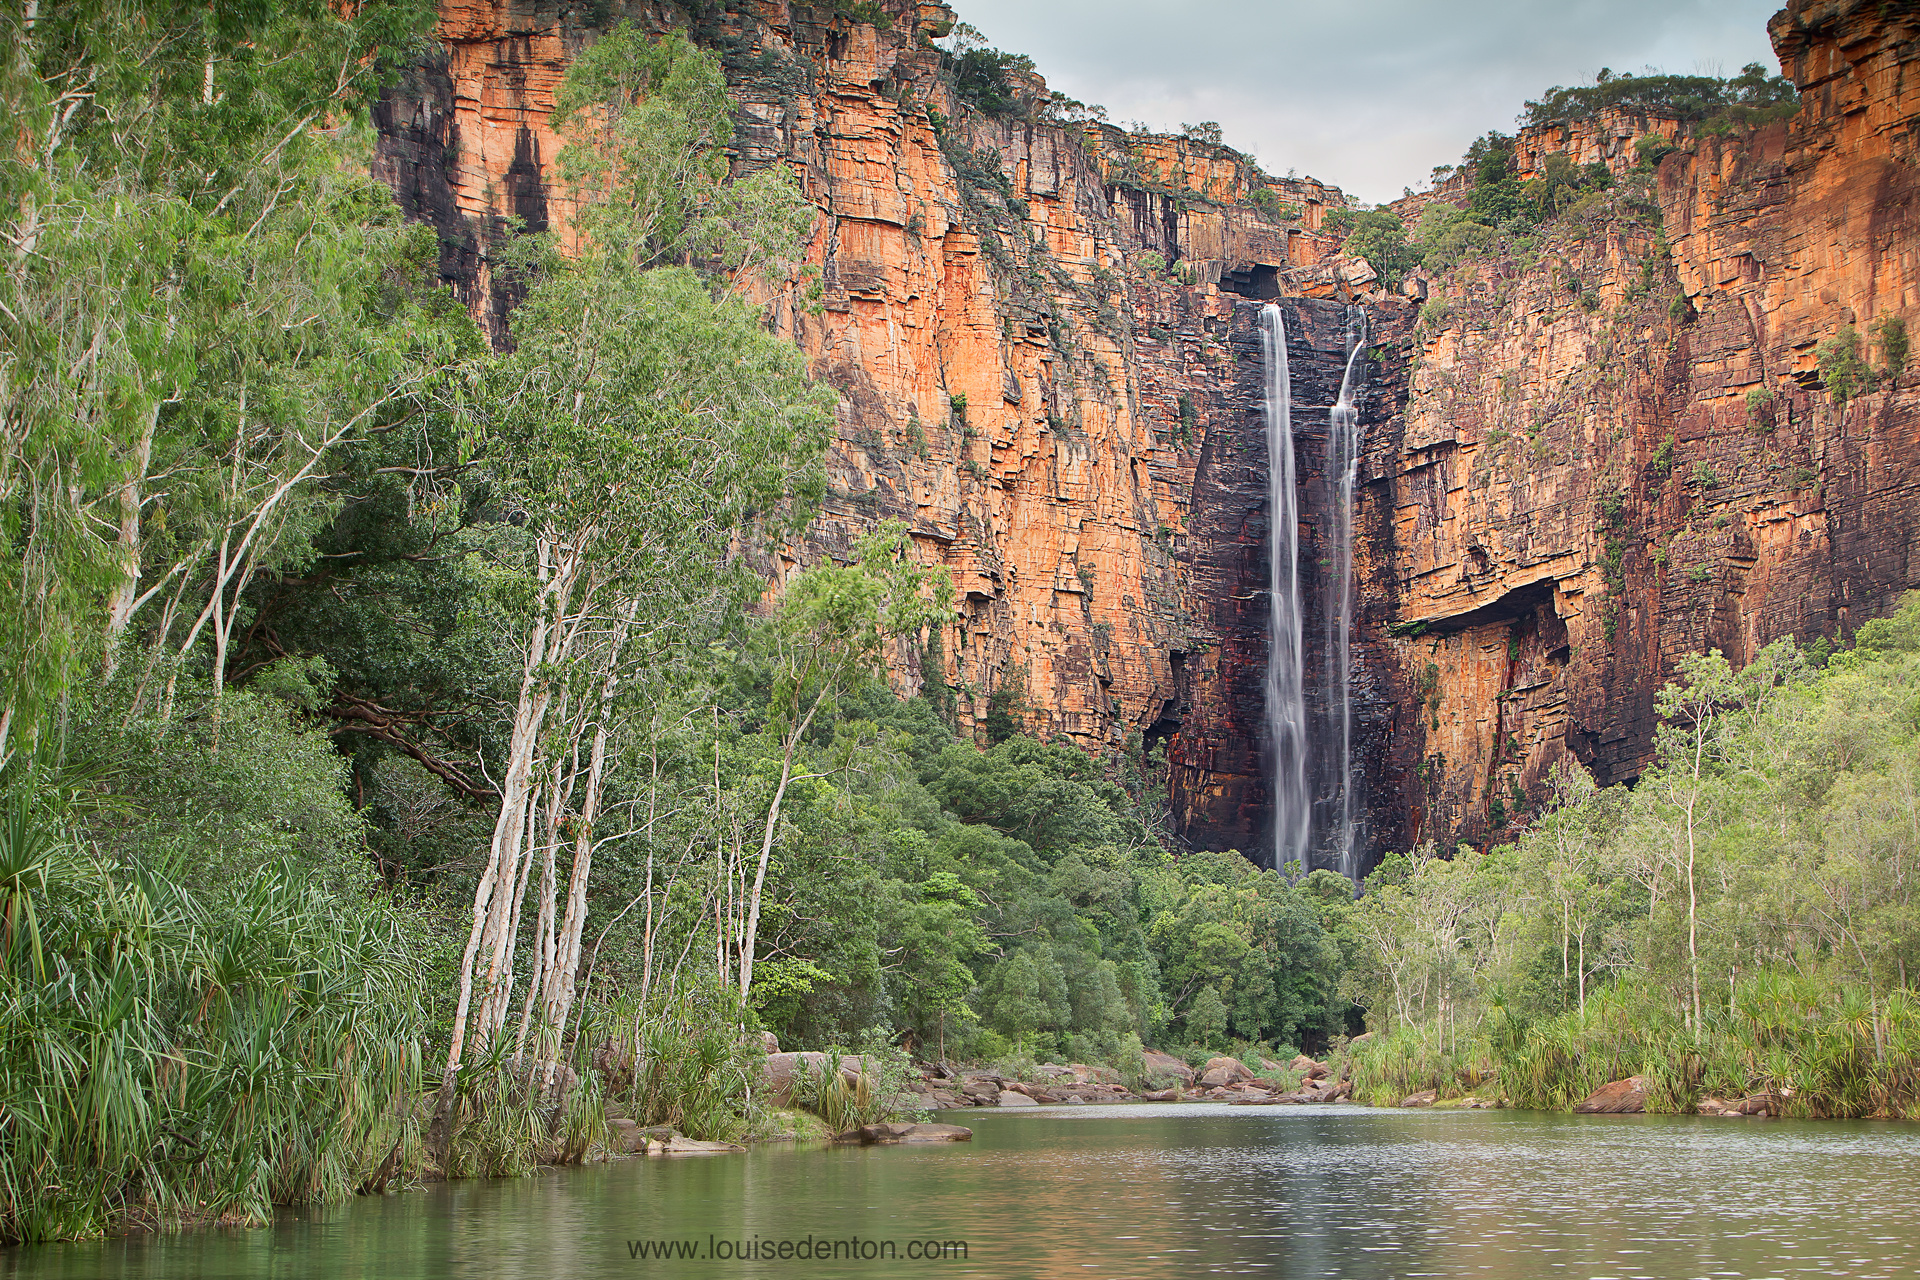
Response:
[1347,976,1920,1122]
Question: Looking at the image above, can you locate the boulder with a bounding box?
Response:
[759,1030,780,1054]
[1141,1050,1196,1085]
[1067,1063,1121,1084]
[1399,1090,1438,1108]
[644,1130,748,1156]
[1139,1088,1180,1102]
[1349,1032,1374,1047]
[996,1090,1039,1107]
[1572,1076,1648,1114]
[1302,1060,1331,1081]
[839,1121,973,1144]
[1196,1056,1256,1089]
[899,1122,972,1142]
[761,1051,871,1106]
[1287,1054,1318,1074]
[606,1118,647,1154]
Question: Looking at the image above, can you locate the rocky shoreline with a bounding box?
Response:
[903,1050,1358,1110]
[595,1055,1800,1164]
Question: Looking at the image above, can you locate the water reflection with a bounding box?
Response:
[9,1104,1920,1279]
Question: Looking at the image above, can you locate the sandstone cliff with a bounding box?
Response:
[1369,0,1920,849]
[373,0,1920,867]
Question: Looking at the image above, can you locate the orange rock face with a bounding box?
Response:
[374,0,1920,863]
[1363,0,1920,848]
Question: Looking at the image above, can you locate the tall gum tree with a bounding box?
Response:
[0,0,439,760]
[432,26,832,1133]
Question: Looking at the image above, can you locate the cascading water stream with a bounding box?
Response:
[1261,304,1310,872]
[1324,308,1368,882]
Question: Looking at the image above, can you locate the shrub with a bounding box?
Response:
[1635,134,1679,167]
[1650,434,1676,479]
[1873,314,1909,383]
[1817,326,1872,407]
[1325,207,1415,286]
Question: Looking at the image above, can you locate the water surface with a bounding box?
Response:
[10,1103,1920,1279]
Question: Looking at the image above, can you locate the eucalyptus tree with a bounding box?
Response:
[0,0,438,758]
[435,27,833,1117]
[726,521,953,1005]
[1647,649,1741,1028]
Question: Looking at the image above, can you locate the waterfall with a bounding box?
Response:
[1261,304,1310,871]
[1324,308,1368,882]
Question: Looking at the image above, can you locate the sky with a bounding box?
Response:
[946,0,1785,204]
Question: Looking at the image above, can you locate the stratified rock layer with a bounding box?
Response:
[1377,0,1920,847]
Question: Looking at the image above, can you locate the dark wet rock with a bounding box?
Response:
[839,1122,973,1144]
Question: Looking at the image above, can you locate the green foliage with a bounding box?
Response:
[590,986,763,1142]
[1523,63,1799,132]
[1635,134,1679,167]
[983,674,1027,745]
[1817,326,1872,408]
[0,0,446,758]
[1873,315,1909,384]
[940,24,1035,119]
[0,745,425,1242]
[1324,207,1416,287]
[1177,394,1199,446]
[1248,186,1297,222]
[1418,299,1453,331]
[1650,434,1677,479]
[1334,139,1614,287]
[1349,599,1920,1117]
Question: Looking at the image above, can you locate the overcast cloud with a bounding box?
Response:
[948,0,1784,204]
